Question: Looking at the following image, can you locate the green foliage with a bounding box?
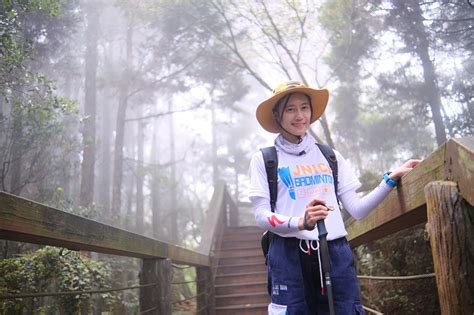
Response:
[0,246,116,314]
[0,73,79,194]
[0,0,66,90]
[355,225,439,314]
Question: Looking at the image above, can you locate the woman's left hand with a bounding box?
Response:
[390,159,422,180]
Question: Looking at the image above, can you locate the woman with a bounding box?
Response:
[248,80,421,314]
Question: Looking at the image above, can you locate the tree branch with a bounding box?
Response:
[124,100,205,122]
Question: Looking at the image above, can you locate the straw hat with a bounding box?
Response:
[256,80,329,133]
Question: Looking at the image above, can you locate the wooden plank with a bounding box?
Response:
[347,141,446,247]
[197,266,214,314]
[227,190,239,227]
[198,181,226,255]
[0,192,210,266]
[140,258,172,315]
[347,137,474,247]
[446,136,474,206]
[425,181,474,314]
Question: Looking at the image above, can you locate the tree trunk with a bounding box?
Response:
[151,127,161,239]
[111,18,133,224]
[79,5,99,207]
[136,119,145,232]
[124,120,136,231]
[396,0,447,145]
[98,97,112,216]
[168,102,178,243]
[9,111,22,195]
[97,42,115,217]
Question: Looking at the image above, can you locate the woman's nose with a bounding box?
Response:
[295,109,304,119]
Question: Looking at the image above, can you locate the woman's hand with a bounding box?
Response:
[390,159,422,180]
[298,198,330,230]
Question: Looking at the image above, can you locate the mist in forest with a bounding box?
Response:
[1,0,472,249]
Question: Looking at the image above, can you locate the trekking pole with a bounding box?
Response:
[317,219,335,315]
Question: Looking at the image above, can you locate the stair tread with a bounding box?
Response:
[217,244,261,252]
[218,253,262,258]
[215,280,267,288]
[216,291,268,298]
[216,271,266,278]
[215,303,268,310]
[216,262,265,267]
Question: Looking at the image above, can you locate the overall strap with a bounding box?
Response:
[260,146,278,212]
[315,143,339,197]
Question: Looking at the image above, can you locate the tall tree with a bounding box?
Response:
[111,14,133,223]
[320,0,377,167]
[80,2,100,206]
[135,119,145,232]
[0,0,79,197]
[386,0,447,145]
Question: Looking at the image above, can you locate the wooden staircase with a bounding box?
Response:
[214,226,270,314]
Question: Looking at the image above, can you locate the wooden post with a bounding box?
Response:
[227,191,239,227]
[425,181,474,315]
[140,258,172,315]
[197,266,215,315]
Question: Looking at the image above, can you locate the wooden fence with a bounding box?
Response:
[0,181,237,314]
[346,137,473,314]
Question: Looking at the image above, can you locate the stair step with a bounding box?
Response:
[218,254,265,265]
[215,281,268,295]
[215,302,268,315]
[224,226,264,234]
[216,292,270,307]
[213,226,268,314]
[222,232,262,242]
[216,247,262,258]
[220,239,262,249]
[216,262,266,275]
[215,271,267,285]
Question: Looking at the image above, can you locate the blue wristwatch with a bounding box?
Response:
[383,171,399,188]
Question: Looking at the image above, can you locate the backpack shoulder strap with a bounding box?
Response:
[260,146,278,212]
[316,143,339,197]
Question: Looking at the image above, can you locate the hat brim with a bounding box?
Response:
[256,87,329,133]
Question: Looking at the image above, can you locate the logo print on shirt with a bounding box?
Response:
[278,167,296,200]
[267,214,285,227]
[278,163,334,200]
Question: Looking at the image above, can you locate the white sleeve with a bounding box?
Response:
[248,151,300,232]
[339,180,394,220]
[335,150,362,195]
[250,196,301,232]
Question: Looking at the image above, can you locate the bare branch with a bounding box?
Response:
[206,0,272,91]
[124,100,205,122]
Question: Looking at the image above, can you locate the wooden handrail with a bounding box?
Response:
[346,136,474,247]
[0,191,209,267]
[0,180,238,314]
[345,136,474,314]
[198,180,226,255]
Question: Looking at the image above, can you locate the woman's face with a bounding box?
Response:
[278,93,312,139]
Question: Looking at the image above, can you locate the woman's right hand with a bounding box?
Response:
[298,198,330,230]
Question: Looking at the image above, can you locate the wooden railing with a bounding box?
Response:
[0,181,237,314]
[346,136,474,314]
[1,137,472,314]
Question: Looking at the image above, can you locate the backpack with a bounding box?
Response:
[259,143,339,260]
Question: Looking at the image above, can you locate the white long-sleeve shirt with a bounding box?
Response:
[248,146,393,241]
